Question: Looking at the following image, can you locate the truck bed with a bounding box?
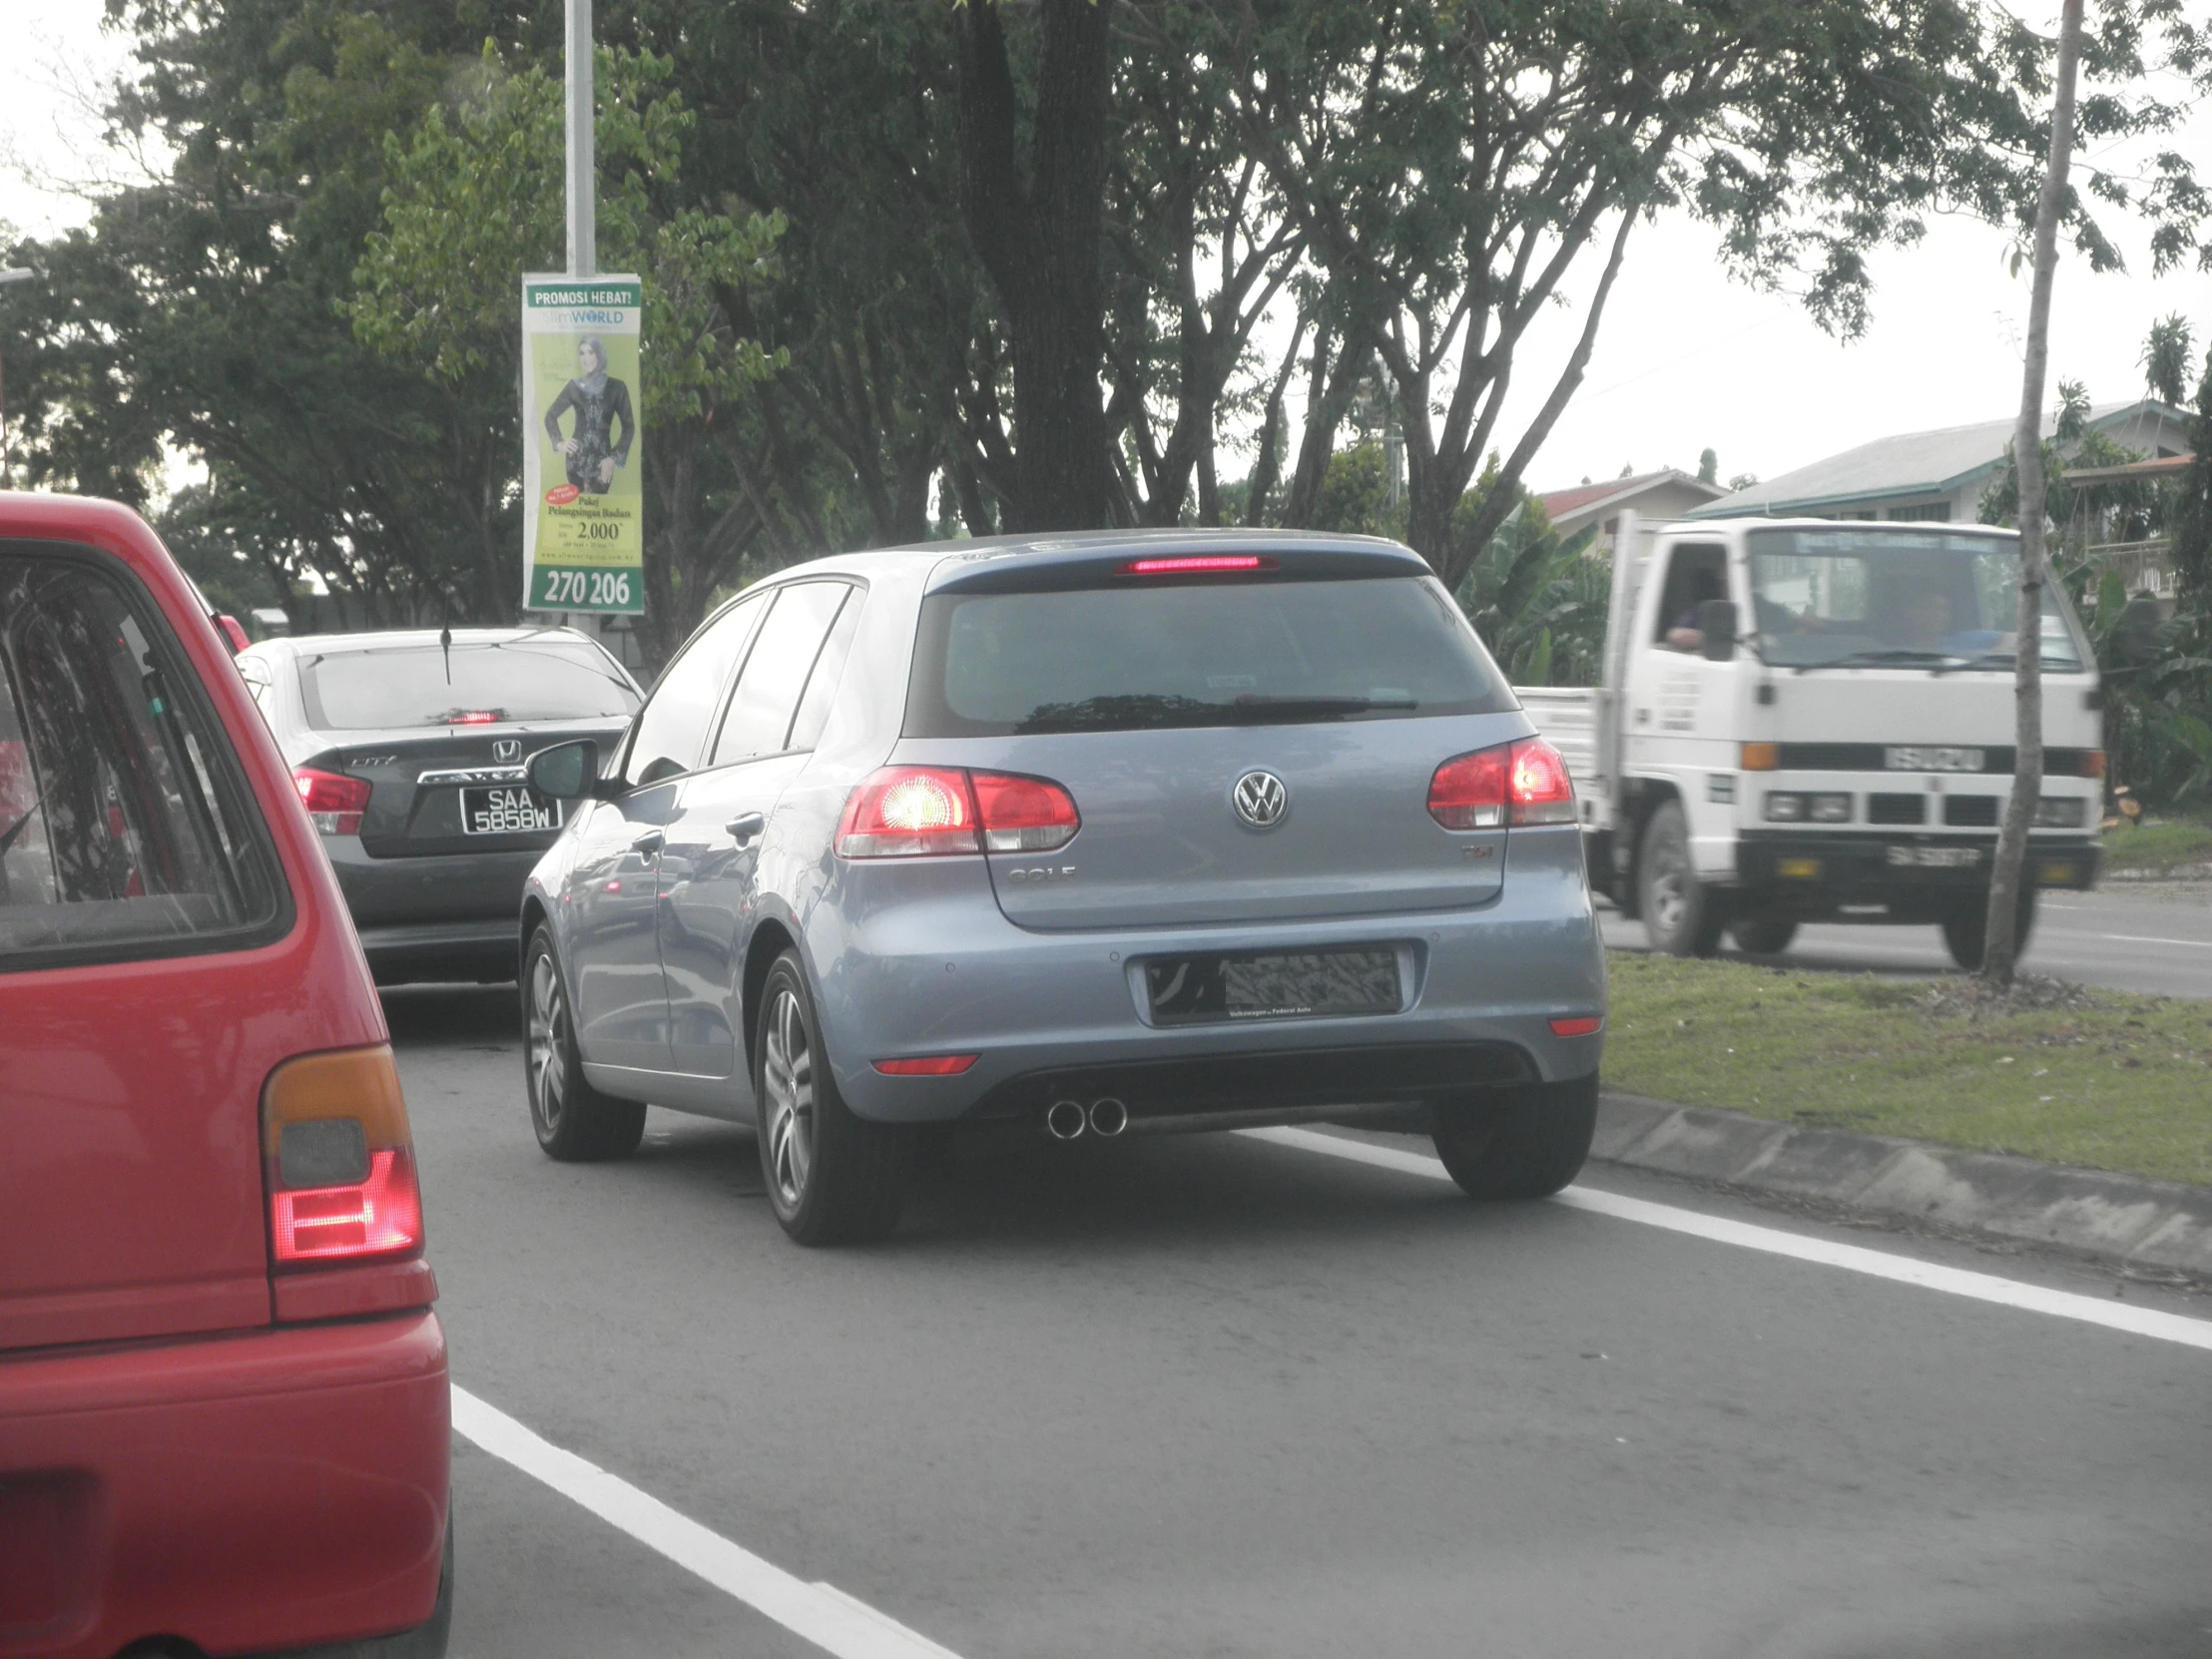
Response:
[1513,687,1599,794]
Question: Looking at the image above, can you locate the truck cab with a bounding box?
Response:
[1557,515,2102,970]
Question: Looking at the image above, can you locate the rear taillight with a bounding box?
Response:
[292,767,371,835]
[970,771,1081,851]
[216,614,251,653]
[1427,737,1575,830]
[263,1045,425,1268]
[449,711,501,725]
[1507,737,1575,825]
[836,767,1080,858]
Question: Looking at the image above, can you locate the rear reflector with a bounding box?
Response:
[1548,1015,1604,1038]
[837,767,1079,857]
[263,1046,425,1269]
[1427,736,1575,830]
[1119,555,1274,576]
[872,1055,980,1076]
[292,767,371,835]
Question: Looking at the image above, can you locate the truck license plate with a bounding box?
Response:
[1885,746,1984,773]
[461,785,561,835]
[1887,844,1981,868]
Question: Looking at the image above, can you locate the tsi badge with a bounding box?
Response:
[1006,864,1076,884]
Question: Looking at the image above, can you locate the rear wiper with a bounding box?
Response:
[1016,693,1214,733]
[1227,695,1417,722]
[1793,649,1957,673]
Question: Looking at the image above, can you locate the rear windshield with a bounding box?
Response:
[906,573,1513,737]
[2,543,287,969]
[298,638,640,730]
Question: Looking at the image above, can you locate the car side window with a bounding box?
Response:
[624,593,767,787]
[709,582,850,767]
[783,588,863,755]
[0,545,286,970]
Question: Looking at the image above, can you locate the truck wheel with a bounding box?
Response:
[1940,887,2038,973]
[1431,1074,1599,1199]
[1731,915,1798,955]
[1637,802,1726,957]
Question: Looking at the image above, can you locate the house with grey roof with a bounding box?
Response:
[1686,398,2190,525]
[1536,468,1727,548]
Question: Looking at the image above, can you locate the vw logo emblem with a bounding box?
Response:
[493,739,521,763]
[1232,770,1289,829]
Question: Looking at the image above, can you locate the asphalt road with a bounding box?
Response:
[1600,880,2212,997]
[387,985,2212,1659]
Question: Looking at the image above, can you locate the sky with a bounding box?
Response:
[4,2,2209,503]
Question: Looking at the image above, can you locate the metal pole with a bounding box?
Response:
[564,0,595,280]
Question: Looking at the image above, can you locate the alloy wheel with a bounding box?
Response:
[762,985,816,1209]
[528,951,568,1137]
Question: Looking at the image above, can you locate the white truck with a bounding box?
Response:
[1515,513,2104,969]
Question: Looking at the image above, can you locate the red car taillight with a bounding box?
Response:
[1427,737,1575,830]
[263,1045,425,1268]
[836,767,1080,858]
[293,766,371,835]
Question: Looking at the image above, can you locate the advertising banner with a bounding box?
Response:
[522,274,645,614]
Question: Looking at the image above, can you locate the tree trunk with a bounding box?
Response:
[953,0,1119,532]
[1983,0,2083,988]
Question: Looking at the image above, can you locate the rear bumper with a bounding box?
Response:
[0,1313,450,1659]
[1733,831,2100,913]
[354,917,522,983]
[811,824,1607,1124]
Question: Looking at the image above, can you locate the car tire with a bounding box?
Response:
[756,950,912,1246]
[1940,886,2038,973]
[1430,1074,1599,1200]
[1638,802,1726,957]
[1730,915,1798,955]
[523,927,646,1162]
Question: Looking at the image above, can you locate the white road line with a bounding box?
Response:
[2091,932,2212,950]
[449,1386,964,1659]
[1239,1127,2212,1355]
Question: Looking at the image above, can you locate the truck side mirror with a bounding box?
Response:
[526,739,607,801]
[1696,598,1738,662]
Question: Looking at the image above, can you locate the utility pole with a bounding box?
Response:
[565,0,596,279]
[1983,0,2084,987]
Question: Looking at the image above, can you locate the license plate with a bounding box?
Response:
[1145,947,1401,1026]
[461,785,561,835]
[1887,844,1981,868]
[1886,746,1984,773]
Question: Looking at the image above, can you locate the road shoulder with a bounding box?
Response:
[1594,1089,2212,1283]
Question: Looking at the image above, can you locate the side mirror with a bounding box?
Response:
[1697,598,1739,662]
[526,739,606,802]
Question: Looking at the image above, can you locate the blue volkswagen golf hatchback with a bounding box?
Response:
[519,532,1606,1244]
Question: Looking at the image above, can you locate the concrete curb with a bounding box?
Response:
[1594,1090,2212,1281]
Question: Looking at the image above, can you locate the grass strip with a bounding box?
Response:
[2101,818,2212,876]
[1603,952,2212,1187]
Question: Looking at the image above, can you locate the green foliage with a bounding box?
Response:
[2173,352,2212,610]
[1306,441,1399,539]
[1451,492,1609,688]
[2140,313,2194,405]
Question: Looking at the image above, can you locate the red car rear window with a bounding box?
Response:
[0,543,287,970]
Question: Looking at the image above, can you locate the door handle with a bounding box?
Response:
[726,812,766,846]
[631,830,665,857]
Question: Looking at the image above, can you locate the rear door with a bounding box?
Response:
[898,554,1524,930]
[0,540,292,1351]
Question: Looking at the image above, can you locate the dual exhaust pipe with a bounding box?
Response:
[1045,1097,1128,1141]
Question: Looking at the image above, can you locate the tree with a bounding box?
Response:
[2140,312,2194,406]
[1983,0,2084,990]
[2174,351,2212,610]
[1211,0,2212,590]
[348,45,787,669]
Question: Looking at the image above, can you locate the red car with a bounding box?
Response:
[0,494,451,1657]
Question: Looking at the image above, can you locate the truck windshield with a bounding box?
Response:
[1746,529,2083,672]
